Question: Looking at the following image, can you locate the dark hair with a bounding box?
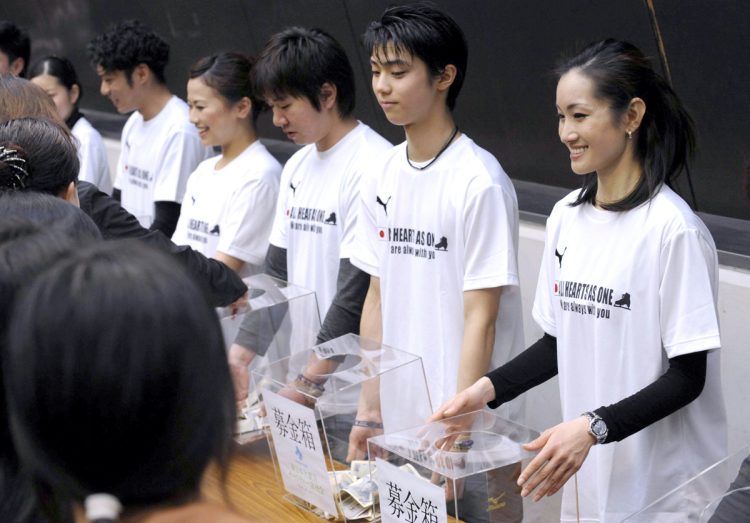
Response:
[189,52,265,124]
[0,220,83,523]
[86,19,169,85]
[0,75,64,125]
[0,192,101,241]
[363,2,468,111]
[0,20,30,77]
[5,240,235,517]
[0,118,79,195]
[557,39,696,211]
[252,27,355,117]
[29,56,83,102]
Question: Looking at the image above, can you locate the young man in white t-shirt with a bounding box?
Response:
[227,28,391,398]
[351,3,525,461]
[87,20,207,236]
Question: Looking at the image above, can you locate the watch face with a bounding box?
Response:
[592,418,607,437]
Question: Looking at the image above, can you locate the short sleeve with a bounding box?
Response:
[462,183,519,291]
[531,213,559,337]
[268,166,292,249]
[337,159,364,260]
[659,228,720,357]
[350,165,380,277]
[217,174,279,265]
[152,131,205,204]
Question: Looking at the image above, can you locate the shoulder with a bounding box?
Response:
[352,123,393,154]
[645,186,714,243]
[72,117,104,145]
[122,111,142,136]
[162,96,199,135]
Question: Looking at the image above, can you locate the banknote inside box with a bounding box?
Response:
[217,273,321,442]
[367,411,562,523]
[253,333,433,521]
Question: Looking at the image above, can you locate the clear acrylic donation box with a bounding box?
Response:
[624,445,750,523]
[254,333,432,521]
[217,273,321,441]
[367,411,561,523]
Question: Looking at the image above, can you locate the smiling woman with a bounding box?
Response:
[171,52,281,277]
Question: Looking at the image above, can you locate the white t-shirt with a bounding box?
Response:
[71,116,112,195]
[352,135,526,413]
[115,96,209,227]
[171,140,282,277]
[532,186,727,522]
[269,122,392,319]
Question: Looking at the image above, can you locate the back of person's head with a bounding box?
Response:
[0,20,30,77]
[0,192,101,240]
[189,51,265,124]
[557,39,696,211]
[86,19,170,85]
[252,27,355,117]
[0,118,79,196]
[0,75,64,125]
[364,2,468,111]
[5,240,235,522]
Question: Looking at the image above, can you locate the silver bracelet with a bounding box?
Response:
[353,419,383,429]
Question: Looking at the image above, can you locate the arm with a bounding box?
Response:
[457,287,501,392]
[149,201,181,238]
[215,251,245,274]
[359,276,382,343]
[316,259,370,344]
[78,181,246,306]
[518,349,710,501]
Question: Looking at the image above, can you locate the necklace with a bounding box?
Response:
[405,125,459,171]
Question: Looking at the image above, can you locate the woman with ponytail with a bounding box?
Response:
[4,241,248,523]
[432,39,726,520]
[30,56,113,194]
[171,52,281,276]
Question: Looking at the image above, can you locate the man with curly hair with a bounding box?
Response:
[87,20,207,236]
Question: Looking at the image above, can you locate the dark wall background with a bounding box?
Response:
[2,0,748,220]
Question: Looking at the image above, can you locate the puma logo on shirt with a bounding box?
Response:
[290,180,300,196]
[376,195,392,216]
[555,247,567,267]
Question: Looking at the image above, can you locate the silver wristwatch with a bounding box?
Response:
[582,411,608,444]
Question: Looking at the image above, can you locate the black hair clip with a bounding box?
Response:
[0,145,29,190]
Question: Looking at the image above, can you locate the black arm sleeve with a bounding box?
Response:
[594,350,708,443]
[264,243,288,281]
[485,333,558,408]
[112,188,121,202]
[232,245,289,357]
[78,181,247,307]
[149,201,181,238]
[315,259,370,344]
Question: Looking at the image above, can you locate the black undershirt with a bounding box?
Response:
[485,333,708,443]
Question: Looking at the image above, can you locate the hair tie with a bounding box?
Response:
[84,493,122,522]
[0,145,30,190]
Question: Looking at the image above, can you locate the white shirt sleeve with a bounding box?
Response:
[659,228,721,357]
[337,160,364,260]
[151,130,205,204]
[217,174,279,265]
[463,182,520,291]
[268,166,292,249]
[350,165,380,277]
[75,123,112,195]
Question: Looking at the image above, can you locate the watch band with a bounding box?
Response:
[582,411,608,444]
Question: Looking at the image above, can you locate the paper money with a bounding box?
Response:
[342,477,378,508]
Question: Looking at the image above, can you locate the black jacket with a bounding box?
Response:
[78,181,247,307]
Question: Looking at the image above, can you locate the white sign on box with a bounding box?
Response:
[376,457,447,523]
[263,388,337,515]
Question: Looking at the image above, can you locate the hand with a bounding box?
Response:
[229,291,249,316]
[517,416,595,501]
[345,416,384,462]
[429,377,495,423]
[228,343,256,412]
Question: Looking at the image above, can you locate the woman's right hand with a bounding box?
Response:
[428,376,496,422]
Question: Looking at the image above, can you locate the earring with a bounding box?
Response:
[627,130,632,140]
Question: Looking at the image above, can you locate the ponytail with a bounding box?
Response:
[557,39,696,211]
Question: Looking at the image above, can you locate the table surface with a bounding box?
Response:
[202,437,322,522]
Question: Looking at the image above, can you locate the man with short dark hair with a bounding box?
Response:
[228,27,391,391]
[0,20,30,77]
[87,20,207,237]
